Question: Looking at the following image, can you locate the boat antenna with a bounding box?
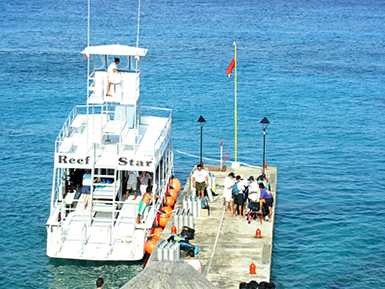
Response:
[136,0,141,47]
[87,0,90,46]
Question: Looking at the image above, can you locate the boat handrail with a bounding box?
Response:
[55,105,89,151]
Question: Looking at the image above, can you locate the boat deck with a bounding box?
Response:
[148,165,277,288]
[57,113,169,157]
[47,194,148,261]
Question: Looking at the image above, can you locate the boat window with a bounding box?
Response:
[119,56,129,71]
[94,54,106,71]
[130,55,139,72]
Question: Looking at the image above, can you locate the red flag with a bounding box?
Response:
[225,58,235,77]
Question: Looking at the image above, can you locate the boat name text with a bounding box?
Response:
[58,155,91,165]
[118,157,152,167]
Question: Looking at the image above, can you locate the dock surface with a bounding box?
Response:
[148,165,277,289]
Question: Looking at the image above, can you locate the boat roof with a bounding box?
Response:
[81,44,148,57]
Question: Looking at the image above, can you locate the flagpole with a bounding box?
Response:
[233,42,237,162]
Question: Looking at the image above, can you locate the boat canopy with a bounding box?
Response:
[81,44,148,57]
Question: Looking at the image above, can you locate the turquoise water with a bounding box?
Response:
[1,0,385,288]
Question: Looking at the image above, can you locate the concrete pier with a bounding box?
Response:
[148,165,277,289]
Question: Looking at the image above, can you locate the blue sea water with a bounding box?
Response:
[1,0,385,288]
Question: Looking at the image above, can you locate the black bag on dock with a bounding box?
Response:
[180,226,195,241]
[249,202,259,212]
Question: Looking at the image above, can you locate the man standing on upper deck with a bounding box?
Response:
[106,58,120,96]
[192,164,209,198]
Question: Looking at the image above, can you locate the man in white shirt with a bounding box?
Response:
[106,58,120,96]
[186,250,202,273]
[192,164,209,198]
[248,176,260,203]
[223,172,235,216]
[125,171,139,200]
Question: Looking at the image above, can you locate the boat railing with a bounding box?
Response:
[55,106,87,148]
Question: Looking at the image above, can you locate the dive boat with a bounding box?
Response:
[45,44,173,261]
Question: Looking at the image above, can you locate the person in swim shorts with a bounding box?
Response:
[223,172,235,216]
[82,169,92,210]
[192,164,208,198]
[136,186,159,224]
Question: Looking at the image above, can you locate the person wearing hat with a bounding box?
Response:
[223,172,235,215]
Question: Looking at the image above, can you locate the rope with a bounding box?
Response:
[174,150,219,162]
[174,149,261,169]
[206,206,225,276]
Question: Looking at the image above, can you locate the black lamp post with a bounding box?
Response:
[260,117,270,177]
[197,116,206,166]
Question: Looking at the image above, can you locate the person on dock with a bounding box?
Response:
[248,176,260,204]
[96,278,104,289]
[257,174,270,190]
[223,172,235,216]
[139,171,152,197]
[258,183,274,221]
[106,58,120,96]
[125,171,139,200]
[233,175,244,217]
[192,164,209,198]
[136,186,159,224]
[186,250,202,273]
[240,176,250,214]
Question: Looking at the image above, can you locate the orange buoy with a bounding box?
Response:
[145,237,157,254]
[264,162,267,169]
[250,263,256,274]
[169,177,182,193]
[166,196,175,207]
[168,189,178,201]
[153,227,164,241]
[256,228,261,238]
[163,206,173,217]
[171,226,177,234]
[158,214,170,227]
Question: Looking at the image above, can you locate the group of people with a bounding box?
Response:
[124,171,152,201]
[80,170,153,211]
[223,172,274,221]
[125,171,157,224]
